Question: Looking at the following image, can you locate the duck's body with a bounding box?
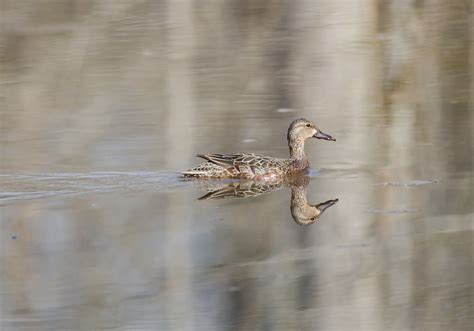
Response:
[183,153,295,180]
[182,118,335,180]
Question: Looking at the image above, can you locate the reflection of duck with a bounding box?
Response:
[196,175,338,226]
[183,118,335,180]
[196,180,283,200]
[289,176,338,226]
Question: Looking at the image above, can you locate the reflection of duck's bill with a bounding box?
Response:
[316,198,339,212]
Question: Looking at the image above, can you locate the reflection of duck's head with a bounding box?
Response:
[291,197,339,226]
[289,176,338,225]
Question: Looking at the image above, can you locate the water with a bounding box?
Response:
[1,1,473,330]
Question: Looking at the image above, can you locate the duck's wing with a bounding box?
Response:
[197,153,255,167]
[197,153,288,170]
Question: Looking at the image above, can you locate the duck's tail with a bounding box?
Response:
[182,162,228,178]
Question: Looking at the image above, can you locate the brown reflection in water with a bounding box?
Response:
[195,174,338,226]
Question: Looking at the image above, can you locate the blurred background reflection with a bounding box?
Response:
[0,1,472,330]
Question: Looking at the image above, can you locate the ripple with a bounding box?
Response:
[367,208,418,214]
[0,171,185,204]
[378,179,440,187]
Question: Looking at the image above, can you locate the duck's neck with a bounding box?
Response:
[289,140,309,170]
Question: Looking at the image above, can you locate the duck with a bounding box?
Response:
[182,118,335,180]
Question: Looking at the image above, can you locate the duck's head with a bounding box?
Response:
[287,118,336,143]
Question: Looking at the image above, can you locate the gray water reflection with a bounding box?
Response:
[1,0,473,330]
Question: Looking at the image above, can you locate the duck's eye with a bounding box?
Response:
[306,123,311,128]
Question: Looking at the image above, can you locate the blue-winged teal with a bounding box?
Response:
[182,118,336,180]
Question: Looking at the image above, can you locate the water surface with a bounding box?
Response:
[1,1,472,330]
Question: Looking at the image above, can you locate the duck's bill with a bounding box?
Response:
[316,198,339,213]
[313,130,336,141]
